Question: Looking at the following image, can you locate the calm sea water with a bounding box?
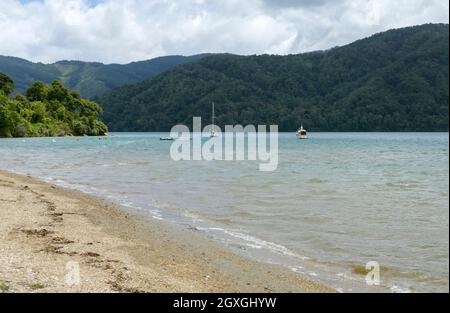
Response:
[1,133,448,292]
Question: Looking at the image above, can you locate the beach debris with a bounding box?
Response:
[22,229,54,237]
[0,198,16,203]
[51,237,75,244]
[81,252,101,258]
[0,283,9,292]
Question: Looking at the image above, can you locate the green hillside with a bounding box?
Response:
[0,54,210,98]
[0,72,107,138]
[99,24,449,132]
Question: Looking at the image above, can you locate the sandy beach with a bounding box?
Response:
[0,170,333,293]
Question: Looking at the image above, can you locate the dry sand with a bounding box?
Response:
[0,170,334,293]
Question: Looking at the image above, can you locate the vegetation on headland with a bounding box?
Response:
[0,73,107,138]
[99,24,449,132]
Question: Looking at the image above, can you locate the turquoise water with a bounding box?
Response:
[1,132,448,292]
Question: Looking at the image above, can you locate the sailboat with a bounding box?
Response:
[210,102,218,138]
[296,125,308,139]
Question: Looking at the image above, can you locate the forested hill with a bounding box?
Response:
[0,54,210,98]
[99,23,449,132]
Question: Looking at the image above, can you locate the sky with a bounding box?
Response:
[0,0,448,64]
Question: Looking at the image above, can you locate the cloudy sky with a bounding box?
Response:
[0,0,448,64]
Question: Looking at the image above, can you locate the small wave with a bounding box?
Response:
[121,201,135,208]
[221,229,308,260]
[336,272,357,281]
[290,266,304,274]
[385,181,421,189]
[389,285,412,293]
[246,243,263,249]
[150,209,163,220]
[199,227,225,231]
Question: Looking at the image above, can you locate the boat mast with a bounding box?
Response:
[211,102,215,136]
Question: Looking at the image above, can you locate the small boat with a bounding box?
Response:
[296,125,308,139]
[160,136,192,141]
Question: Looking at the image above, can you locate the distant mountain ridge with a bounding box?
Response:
[0,54,211,98]
[98,23,449,132]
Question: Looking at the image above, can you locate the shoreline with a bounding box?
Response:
[0,170,334,293]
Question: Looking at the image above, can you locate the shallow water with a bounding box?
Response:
[1,132,448,292]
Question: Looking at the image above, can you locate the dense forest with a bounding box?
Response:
[0,54,210,98]
[0,72,107,138]
[99,24,449,132]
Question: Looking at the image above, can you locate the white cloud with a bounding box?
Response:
[0,0,448,64]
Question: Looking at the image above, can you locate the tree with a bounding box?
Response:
[0,102,12,137]
[26,81,50,101]
[47,80,70,102]
[0,72,14,96]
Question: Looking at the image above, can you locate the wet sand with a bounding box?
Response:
[0,170,334,293]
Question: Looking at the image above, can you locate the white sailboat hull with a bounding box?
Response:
[296,125,308,139]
